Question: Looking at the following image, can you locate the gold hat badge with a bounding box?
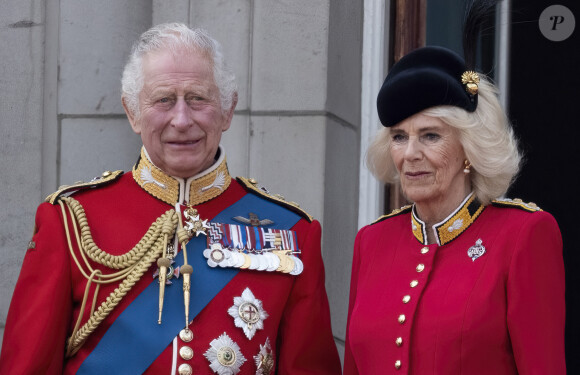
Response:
[461,71,480,95]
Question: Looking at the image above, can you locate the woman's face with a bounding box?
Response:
[389,112,469,208]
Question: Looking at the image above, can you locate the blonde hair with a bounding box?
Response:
[367,76,522,205]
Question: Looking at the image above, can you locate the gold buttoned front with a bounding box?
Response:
[421,246,429,254]
[179,328,193,342]
[178,363,192,375]
[395,337,403,346]
[410,280,419,288]
[395,360,401,369]
[398,314,406,324]
[402,295,411,303]
[180,346,194,360]
[416,264,425,272]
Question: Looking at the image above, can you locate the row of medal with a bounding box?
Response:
[201,221,304,275]
[203,243,304,275]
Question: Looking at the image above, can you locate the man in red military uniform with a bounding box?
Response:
[0,23,341,375]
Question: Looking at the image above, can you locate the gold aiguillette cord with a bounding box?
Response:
[161,205,207,329]
[176,218,193,329]
[157,238,170,324]
[157,218,176,324]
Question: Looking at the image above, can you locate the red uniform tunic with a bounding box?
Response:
[344,194,565,374]
[0,148,341,375]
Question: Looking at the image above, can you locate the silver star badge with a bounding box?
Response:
[467,238,486,261]
[228,288,268,340]
[254,337,275,375]
[204,332,246,375]
[184,207,210,237]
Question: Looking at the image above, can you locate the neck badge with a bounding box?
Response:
[184,207,210,237]
[152,258,180,284]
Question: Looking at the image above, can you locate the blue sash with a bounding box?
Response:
[77,193,301,374]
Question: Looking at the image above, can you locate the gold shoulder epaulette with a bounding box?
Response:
[236,176,314,222]
[491,198,542,212]
[371,205,412,225]
[44,170,124,204]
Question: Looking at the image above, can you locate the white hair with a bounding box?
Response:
[367,75,522,205]
[121,23,237,116]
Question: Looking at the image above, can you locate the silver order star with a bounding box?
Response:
[254,337,275,375]
[204,332,246,375]
[228,288,268,340]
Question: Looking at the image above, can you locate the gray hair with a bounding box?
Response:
[367,75,522,205]
[121,23,237,116]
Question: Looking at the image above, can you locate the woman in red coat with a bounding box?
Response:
[343,45,566,373]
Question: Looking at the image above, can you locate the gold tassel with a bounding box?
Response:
[181,265,193,327]
[157,233,171,324]
[177,217,194,328]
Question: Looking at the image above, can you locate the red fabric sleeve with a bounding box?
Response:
[276,219,342,374]
[342,226,364,375]
[0,203,73,375]
[507,211,566,374]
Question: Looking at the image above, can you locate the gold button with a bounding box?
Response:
[402,295,411,303]
[249,178,258,184]
[398,314,406,324]
[410,280,419,288]
[416,264,425,272]
[180,346,194,360]
[178,363,192,375]
[179,328,193,342]
[396,337,403,346]
[395,360,401,369]
[102,171,112,177]
[421,246,429,254]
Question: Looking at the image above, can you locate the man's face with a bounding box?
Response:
[124,48,235,178]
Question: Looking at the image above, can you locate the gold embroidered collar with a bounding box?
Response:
[411,193,484,246]
[133,146,231,206]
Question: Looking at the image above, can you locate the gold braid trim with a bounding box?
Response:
[58,197,178,357]
[64,197,174,270]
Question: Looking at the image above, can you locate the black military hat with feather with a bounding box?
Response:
[377,0,497,127]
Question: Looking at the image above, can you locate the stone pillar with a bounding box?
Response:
[0,0,45,349]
